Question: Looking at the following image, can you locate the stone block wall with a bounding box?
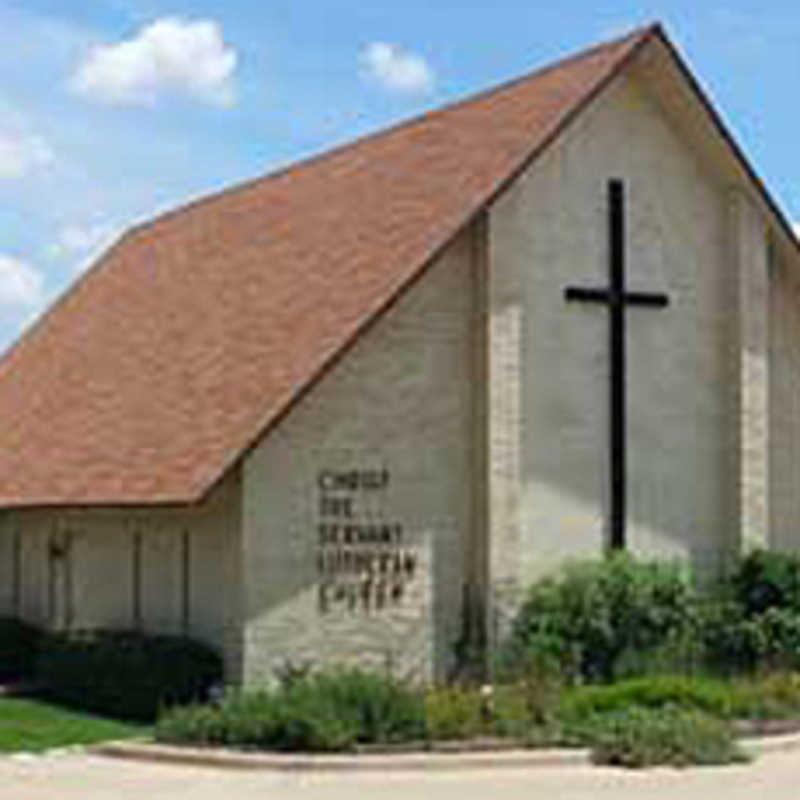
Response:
[486,67,744,635]
[240,226,479,685]
[769,239,800,552]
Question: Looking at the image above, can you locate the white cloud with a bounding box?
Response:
[49,222,114,256]
[360,42,434,94]
[0,130,54,179]
[69,17,238,107]
[46,221,120,274]
[0,255,45,309]
[793,222,800,242]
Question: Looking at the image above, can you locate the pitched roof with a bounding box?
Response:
[0,24,708,507]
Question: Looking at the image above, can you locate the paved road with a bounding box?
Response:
[0,750,797,799]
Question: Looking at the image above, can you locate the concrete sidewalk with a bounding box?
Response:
[2,748,800,800]
[90,729,800,772]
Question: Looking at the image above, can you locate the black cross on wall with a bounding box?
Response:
[564,179,670,550]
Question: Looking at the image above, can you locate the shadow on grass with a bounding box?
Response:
[0,691,150,754]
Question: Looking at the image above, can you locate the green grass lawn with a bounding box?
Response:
[0,696,149,753]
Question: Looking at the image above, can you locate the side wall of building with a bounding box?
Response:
[0,471,243,680]
[486,70,754,633]
[769,240,800,551]
[240,226,480,686]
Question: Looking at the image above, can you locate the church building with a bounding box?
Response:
[0,24,796,684]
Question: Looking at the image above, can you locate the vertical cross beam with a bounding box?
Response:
[608,179,626,550]
[564,179,669,551]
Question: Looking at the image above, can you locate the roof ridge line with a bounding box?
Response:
[0,22,657,417]
[188,24,660,507]
[124,22,661,241]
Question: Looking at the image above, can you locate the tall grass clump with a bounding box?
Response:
[157,668,426,752]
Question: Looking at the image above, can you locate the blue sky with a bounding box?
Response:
[1,1,798,350]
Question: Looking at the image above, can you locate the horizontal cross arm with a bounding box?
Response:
[564,286,670,307]
[624,291,669,307]
[564,286,609,303]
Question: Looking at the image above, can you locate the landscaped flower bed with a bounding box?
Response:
[155,551,800,767]
[8,551,800,766]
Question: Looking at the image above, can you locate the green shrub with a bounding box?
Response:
[157,668,426,752]
[559,675,738,720]
[487,684,551,740]
[424,686,483,740]
[503,555,696,683]
[296,669,426,744]
[154,701,237,745]
[37,630,223,721]
[0,618,45,682]
[156,689,359,751]
[557,672,800,725]
[699,551,800,674]
[614,625,706,679]
[585,707,747,768]
[730,550,800,616]
[702,603,800,675]
[723,672,800,720]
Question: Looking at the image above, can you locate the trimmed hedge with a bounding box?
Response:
[559,675,740,720]
[36,630,222,721]
[156,668,426,751]
[557,673,800,722]
[0,618,44,682]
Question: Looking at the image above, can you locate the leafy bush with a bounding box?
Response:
[558,672,800,725]
[0,618,45,682]
[297,669,426,744]
[503,555,696,683]
[585,707,747,768]
[735,672,800,719]
[37,630,223,721]
[558,675,740,721]
[701,550,800,674]
[614,625,706,679]
[730,550,800,616]
[714,609,800,674]
[157,668,426,752]
[424,686,483,740]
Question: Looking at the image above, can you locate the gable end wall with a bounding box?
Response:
[240,225,480,685]
[486,70,759,634]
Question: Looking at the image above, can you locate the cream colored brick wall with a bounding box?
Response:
[18,520,49,627]
[731,192,770,552]
[240,227,478,686]
[769,243,800,552]
[70,521,133,630]
[0,518,14,615]
[487,71,740,632]
[486,217,524,642]
[139,526,183,634]
[0,471,242,680]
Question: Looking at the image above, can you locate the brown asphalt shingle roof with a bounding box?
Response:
[0,26,657,508]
